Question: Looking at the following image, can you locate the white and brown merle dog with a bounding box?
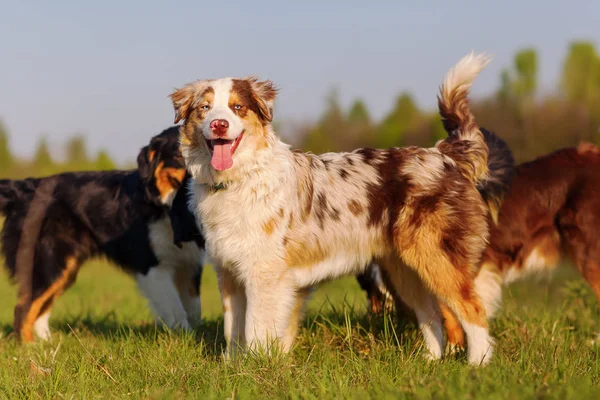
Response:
[172,54,506,365]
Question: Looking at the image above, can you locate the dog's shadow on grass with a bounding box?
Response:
[1,313,227,357]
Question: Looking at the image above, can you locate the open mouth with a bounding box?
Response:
[205,131,244,171]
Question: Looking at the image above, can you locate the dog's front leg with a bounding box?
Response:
[215,264,246,359]
[244,268,297,355]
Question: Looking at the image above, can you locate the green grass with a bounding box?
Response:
[1,261,599,399]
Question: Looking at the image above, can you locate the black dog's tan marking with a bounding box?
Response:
[0,127,204,341]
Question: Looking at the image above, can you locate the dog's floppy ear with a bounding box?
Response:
[170,81,209,124]
[137,145,155,181]
[246,77,278,123]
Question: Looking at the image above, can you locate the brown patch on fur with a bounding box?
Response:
[154,162,186,202]
[357,148,378,166]
[313,192,341,228]
[284,238,327,268]
[244,77,278,123]
[390,162,489,327]
[441,303,465,349]
[408,194,441,227]
[348,199,364,216]
[148,150,156,162]
[264,209,286,236]
[175,87,215,147]
[20,257,79,342]
[365,149,412,241]
[171,84,214,124]
[440,221,472,270]
[315,193,328,229]
[229,80,257,120]
[263,217,278,236]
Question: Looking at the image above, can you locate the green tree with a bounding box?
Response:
[94,149,116,171]
[513,48,538,99]
[429,115,447,143]
[346,99,373,148]
[497,69,512,103]
[0,120,12,171]
[347,99,371,126]
[561,41,600,105]
[65,135,89,167]
[375,93,420,148]
[33,137,53,169]
[302,89,346,153]
[497,48,538,105]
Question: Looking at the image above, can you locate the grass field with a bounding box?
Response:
[1,261,600,399]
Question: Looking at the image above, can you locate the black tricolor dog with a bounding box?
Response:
[0,126,205,342]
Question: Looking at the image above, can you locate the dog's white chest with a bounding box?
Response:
[197,187,284,270]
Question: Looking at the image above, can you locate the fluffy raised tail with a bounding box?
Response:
[437,52,491,185]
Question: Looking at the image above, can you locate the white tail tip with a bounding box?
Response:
[442,51,491,99]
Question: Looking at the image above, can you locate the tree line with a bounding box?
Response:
[1,40,598,179]
[300,41,600,163]
[0,124,119,179]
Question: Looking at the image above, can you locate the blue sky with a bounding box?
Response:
[0,1,598,163]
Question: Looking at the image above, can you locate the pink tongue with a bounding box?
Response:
[211,141,233,171]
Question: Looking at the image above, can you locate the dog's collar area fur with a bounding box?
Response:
[207,182,227,192]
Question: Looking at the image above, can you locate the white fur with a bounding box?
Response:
[135,217,205,330]
[403,148,453,191]
[148,217,204,270]
[161,189,178,206]
[181,56,492,365]
[136,267,191,330]
[503,248,557,284]
[474,263,503,318]
[416,309,444,360]
[34,311,51,341]
[441,51,491,101]
[186,141,390,355]
[462,321,494,365]
[370,263,394,306]
[202,78,245,141]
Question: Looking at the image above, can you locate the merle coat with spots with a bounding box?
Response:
[174,54,511,365]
